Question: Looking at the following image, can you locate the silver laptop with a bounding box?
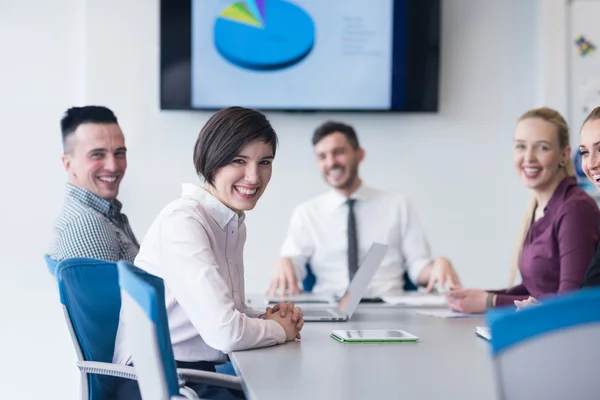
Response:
[301,242,388,322]
[266,292,337,306]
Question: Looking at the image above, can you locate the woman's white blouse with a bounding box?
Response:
[113,183,285,364]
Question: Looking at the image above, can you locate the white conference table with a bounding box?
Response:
[231,303,498,400]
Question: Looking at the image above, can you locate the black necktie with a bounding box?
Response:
[347,198,358,281]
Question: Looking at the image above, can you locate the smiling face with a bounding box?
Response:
[62,123,127,201]
[207,139,274,214]
[579,119,600,189]
[314,132,364,194]
[513,117,569,191]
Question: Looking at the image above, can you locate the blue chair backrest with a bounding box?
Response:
[44,254,59,275]
[117,260,180,398]
[302,264,317,292]
[56,258,122,400]
[486,287,600,400]
[402,271,418,291]
[302,264,417,293]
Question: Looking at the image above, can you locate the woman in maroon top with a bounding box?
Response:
[516,107,600,309]
[447,107,600,314]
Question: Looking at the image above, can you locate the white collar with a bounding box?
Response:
[324,183,372,211]
[180,183,244,229]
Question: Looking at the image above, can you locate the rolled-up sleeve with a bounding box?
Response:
[279,206,314,281]
[399,198,435,284]
[158,209,286,354]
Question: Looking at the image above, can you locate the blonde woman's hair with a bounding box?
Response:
[508,107,575,287]
[582,106,600,126]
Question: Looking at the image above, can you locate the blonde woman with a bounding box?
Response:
[447,107,600,314]
[516,106,600,308]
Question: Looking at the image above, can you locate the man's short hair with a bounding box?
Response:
[193,106,278,186]
[60,106,118,153]
[312,121,360,149]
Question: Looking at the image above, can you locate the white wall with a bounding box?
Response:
[1,0,548,398]
[84,0,538,291]
[537,0,569,118]
[0,1,84,399]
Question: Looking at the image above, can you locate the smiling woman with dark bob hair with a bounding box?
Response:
[112,106,304,400]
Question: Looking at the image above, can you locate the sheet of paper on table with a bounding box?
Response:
[416,309,481,318]
[476,326,491,340]
[381,294,448,307]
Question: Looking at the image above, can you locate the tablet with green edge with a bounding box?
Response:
[330,329,419,343]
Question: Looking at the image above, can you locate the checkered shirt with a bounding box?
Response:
[49,184,140,262]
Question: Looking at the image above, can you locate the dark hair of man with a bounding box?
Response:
[60,106,118,154]
[312,121,360,149]
[193,106,278,186]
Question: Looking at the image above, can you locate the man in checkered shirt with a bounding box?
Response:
[49,106,139,262]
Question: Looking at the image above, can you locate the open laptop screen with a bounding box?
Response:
[336,243,389,315]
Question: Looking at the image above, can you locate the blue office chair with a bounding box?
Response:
[55,257,136,400]
[117,260,242,399]
[215,362,236,376]
[302,264,317,292]
[486,288,600,400]
[55,257,242,400]
[302,264,417,293]
[402,271,418,291]
[117,261,198,399]
[44,254,58,275]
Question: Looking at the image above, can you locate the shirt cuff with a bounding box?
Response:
[408,258,434,286]
[283,255,307,281]
[265,320,287,344]
[494,294,529,307]
[244,307,264,319]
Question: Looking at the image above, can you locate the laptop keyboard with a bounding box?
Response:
[303,309,335,318]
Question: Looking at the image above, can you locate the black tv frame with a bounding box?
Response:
[160,0,441,112]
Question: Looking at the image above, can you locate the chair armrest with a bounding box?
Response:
[77,360,137,380]
[177,386,201,399]
[176,368,242,391]
[77,361,241,391]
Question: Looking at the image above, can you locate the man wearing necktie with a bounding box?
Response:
[268,121,461,298]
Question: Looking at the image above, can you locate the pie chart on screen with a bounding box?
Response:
[213,0,315,71]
